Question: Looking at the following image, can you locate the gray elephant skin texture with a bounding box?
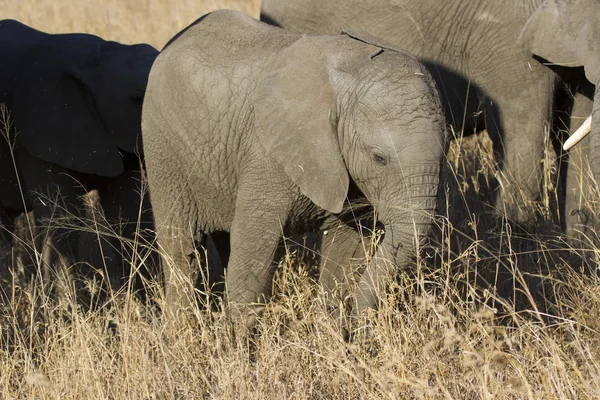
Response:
[0,19,158,291]
[261,0,595,233]
[142,10,447,327]
[519,0,600,239]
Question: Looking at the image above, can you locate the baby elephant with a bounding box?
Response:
[142,10,446,328]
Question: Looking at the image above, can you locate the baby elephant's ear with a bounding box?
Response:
[254,36,350,213]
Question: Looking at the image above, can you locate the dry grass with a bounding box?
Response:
[1,1,600,399]
[0,0,261,48]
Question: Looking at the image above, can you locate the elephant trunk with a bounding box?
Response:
[589,86,600,188]
[354,168,439,314]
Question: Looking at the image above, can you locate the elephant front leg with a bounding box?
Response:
[564,138,597,242]
[33,192,87,297]
[18,155,88,295]
[562,92,597,242]
[225,189,294,331]
[488,83,554,224]
[97,165,158,292]
[316,216,373,308]
[0,208,17,245]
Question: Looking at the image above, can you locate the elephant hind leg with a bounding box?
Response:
[94,166,158,295]
[196,231,228,308]
[17,150,92,302]
[77,189,124,294]
[157,222,201,323]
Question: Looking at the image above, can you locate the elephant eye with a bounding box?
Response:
[371,151,388,166]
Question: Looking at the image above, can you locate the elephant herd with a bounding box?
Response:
[0,1,597,330]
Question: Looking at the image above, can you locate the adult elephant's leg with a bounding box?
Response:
[0,209,18,280]
[0,208,16,244]
[563,92,595,241]
[489,71,556,223]
[226,183,294,330]
[201,232,229,298]
[17,150,87,291]
[97,164,157,292]
[77,189,123,293]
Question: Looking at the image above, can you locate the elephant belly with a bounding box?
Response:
[0,146,29,211]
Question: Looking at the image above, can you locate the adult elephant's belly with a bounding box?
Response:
[0,146,30,211]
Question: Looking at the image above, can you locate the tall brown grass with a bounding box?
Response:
[0,0,261,48]
[1,1,599,399]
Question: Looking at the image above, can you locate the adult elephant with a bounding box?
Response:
[0,20,158,292]
[519,0,600,241]
[260,0,591,229]
[142,10,446,329]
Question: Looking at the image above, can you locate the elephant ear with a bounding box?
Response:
[519,0,600,83]
[253,35,351,213]
[12,48,124,177]
[72,41,158,155]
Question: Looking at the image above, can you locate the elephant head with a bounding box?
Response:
[253,33,447,313]
[520,0,600,186]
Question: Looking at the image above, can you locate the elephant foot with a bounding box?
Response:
[565,206,600,248]
[226,300,266,333]
[494,182,542,227]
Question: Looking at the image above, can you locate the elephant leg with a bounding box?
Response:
[0,208,16,244]
[169,231,229,312]
[0,209,18,278]
[488,76,556,223]
[157,220,199,322]
[76,189,124,293]
[279,223,368,303]
[316,217,372,306]
[200,231,229,299]
[96,164,157,293]
[557,90,596,242]
[18,153,88,295]
[34,198,85,290]
[278,222,369,301]
[225,186,294,330]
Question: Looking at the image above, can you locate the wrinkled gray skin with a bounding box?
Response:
[0,20,158,290]
[142,10,446,328]
[520,0,600,239]
[261,0,595,231]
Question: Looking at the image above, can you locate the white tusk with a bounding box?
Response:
[563,115,592,151]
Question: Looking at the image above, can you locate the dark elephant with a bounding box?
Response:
[260,0,595,233]
[519,0,600,241]
[142,10,446,329]
[0,19,158,293]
